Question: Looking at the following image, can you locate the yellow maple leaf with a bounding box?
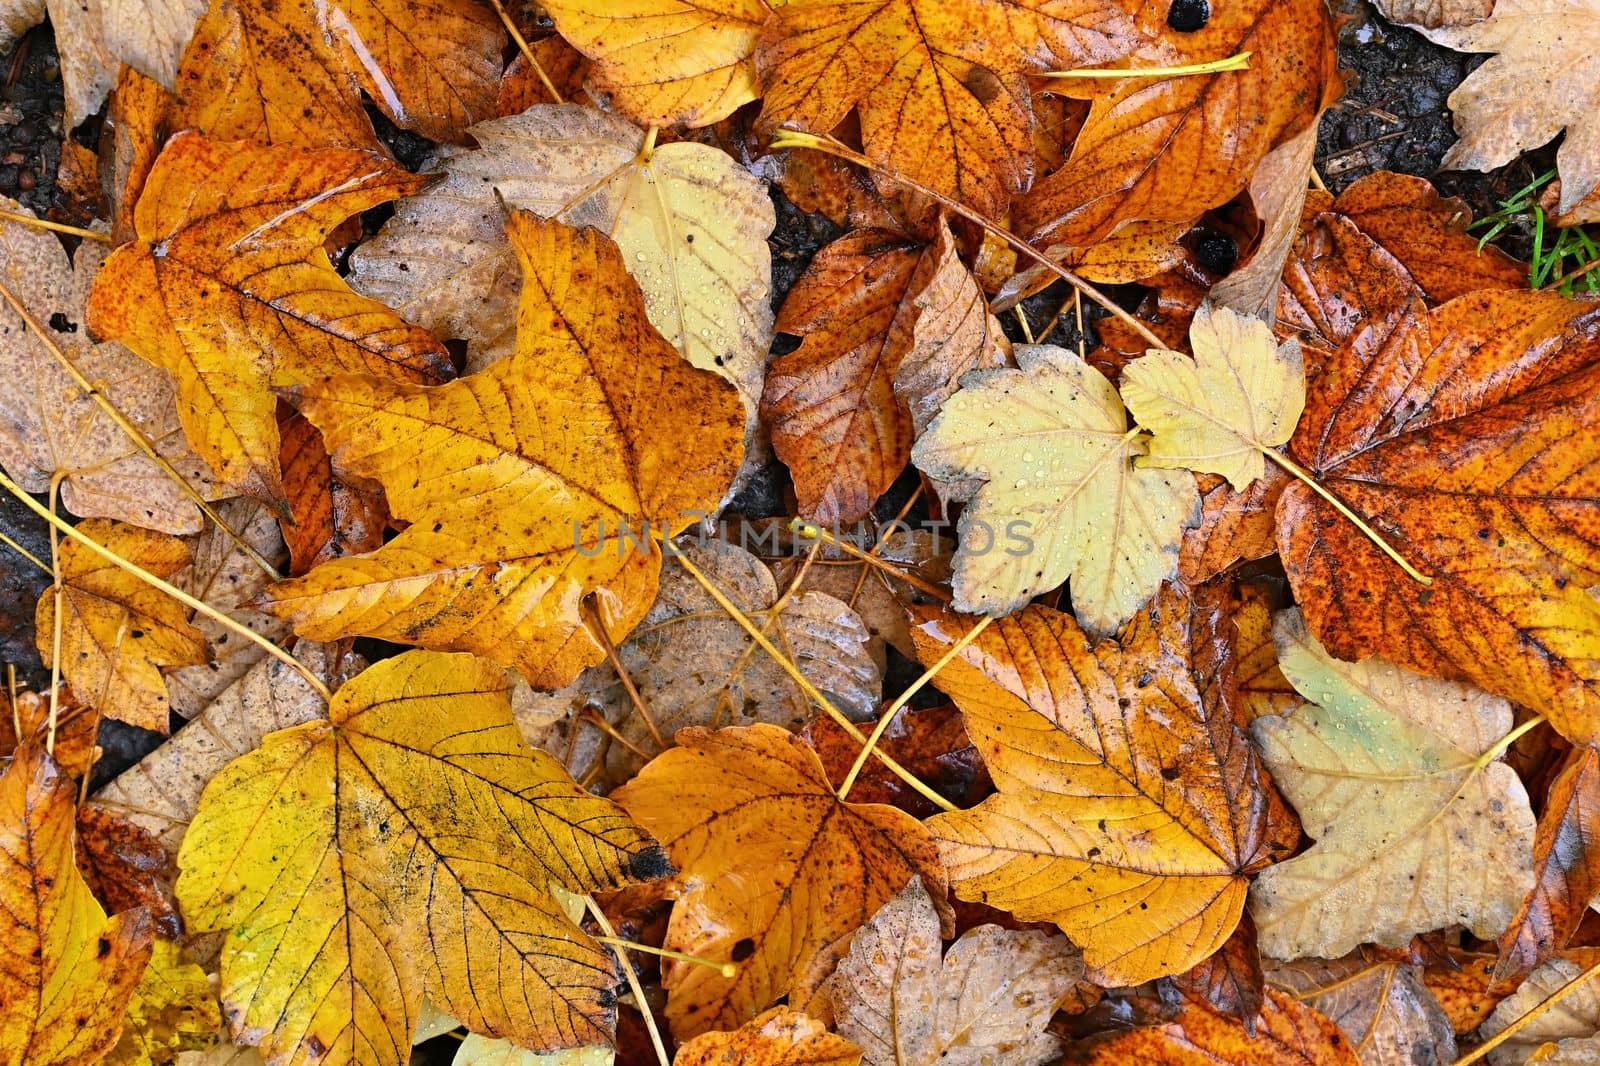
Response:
[542,0,771,128]
[85,132,452,503]
[175,650,671,1065]
[1121,304,1306,492]
[0,744,155,1065]
[261,213,745,689]
[909,345,1198,636]
[36,518,209,733]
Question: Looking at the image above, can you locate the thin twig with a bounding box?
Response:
[485,0,563,104]
[790,520,951,602]
[1456,954,1600,1065]
[593,936,735,977]
[0,208,110,242]
[583,598,668,751]
[585,896,670,1066]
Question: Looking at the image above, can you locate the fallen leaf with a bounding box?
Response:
[1267,951,1457,1066]
[762,229,925,524]
[176,650,670,1063]
[174,0,502,151]
[104,66,178,245]
[86,132,452,502]
[0,744,155,1065]
[1405,1,1600,224]
[827,876,1084,1066]
[514,538,878,785]
[1229,582,1301,723]
[542,0,769,128]
[1424,952,1506,1036]
[494,38,587,116]
[36,518,208,732]
[0,683,98,778]
[76,804,181,940]
[611,723,949,1039]
[1249,609,1536,959]
[1274,285,1600,744]
[1015,0,1335,249]
[1209,123,1321,320]
[1372,0,1494,29]
[913,590,1295,986]
[757,0,1145,219]
[453,1036,613,1065]
[1122,303,1305,492]
[1495,746,1600,986]
[347,104,774,421]
[1172,914,1267,1032]
[803,704,991,819]
[94,642,348,857]
[0,200,218,535]
[106,938,222,1066]
[1480,955,1600,1065]
[1178,469,1288,585]
[262,214,745,689]
[163,499,289,718]
[674,1006,861,1066]
[1067,987,1360,1064]
[277,412,387,576]
[909,344,1199,634]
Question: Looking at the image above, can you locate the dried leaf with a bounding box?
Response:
[277,412,387,576]
[1015,0,1335,249]
[611,724,949,1039]
[86,133,452,501]
[1178,468,1287,585]
[37,518,208,732]
[1372,0,1494,29]
[1424,951,1505,1036]
[1210,123,1320,321]
[674,1007,861,1066]
[914,591,1295,986]
[1172,914,1266,1030]
[75,805,180,940]
[263,215,745,689]
[1122,304,1305,492]
[828,876,1084,1066]
[1267,952,1457,1066]
[542,0,767,127]
[175,0,502,151]
[757,0,1144,219]
[347,104,773,421]
[105,939,222,1066]
[0,200,218,535]
[1496,746,1600,985]
[1275,285,1600,744]
[1068,987,1360,1064]
[0,744,155,1065]
[1481,955,1600,1065]
[0,684,98,778]
[176,651,668,1063]
[910,344,1198,634]
[803,704,990,819]
[1250,609,1536,959]
[1230,582,1301,723]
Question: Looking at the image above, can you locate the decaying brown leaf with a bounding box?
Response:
[277,412,387,577]
[1267,951,1457,1065]
[75,804,180,940]
[1068,987,1360,1065]
[612,724,949,1039]
[804,704,990,819]
[674,1006,862,1066]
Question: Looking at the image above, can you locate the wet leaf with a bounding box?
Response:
[910,345,1198,634]
[0,683,99,778]
[1067,987,1359,1064]
[803,704,990,819]
[1371,0,1494,29]
[542,0,768,128]
[1481,955,1600,1065]
[611,723,949,1039]
[1250,609,1536,959]
[76,805,181,940]
[827,876,1084,1066]
[1267,951,1457,1066]
[1209,124,1321,320]
[277,412,387,577]
[105,939,221,1066]
[1172,914,1266,1031]
[0,744,155,1065]
[176,650,669,1064]
[1122,304,1305,492]
[914,590,1295,986]
[175,0,502,151]
[674,1006,861,1066]
[37,518,208,732]
[262,214,745,689]
[85,133,451,502]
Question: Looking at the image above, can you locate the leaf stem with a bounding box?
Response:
[838,614,991,802]
[593,936,736,978]
[0,530,49,574]
[0,276,282,580]
[1477,715,1546,771]
[583,598,668,751]
[584,896,669,1066]
[0,208,110,242]
[1041,51,1252,79]
[0,469,331,701]
[1456,953,1600,1065]
[789,519,952,602]
[1259,446,1431,585]
[669,545,958,813]
[768,130,1167,350]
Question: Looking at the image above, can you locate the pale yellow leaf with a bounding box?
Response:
[1481,956,1600,1065]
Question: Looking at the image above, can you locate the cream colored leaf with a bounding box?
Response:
[454,1035,613,1066]
[515,539,878,787]
[909,344,1197,635]
[1266,952,1457,1066]
[828,877,1083,1066]
[1121,304,1305,492]
[348,103,773,419]
[1372,0,1494,28]
[1249,609,1536,959]
[1411,1,1600,223]
[164,499,289,717]
[0,199,218,535]
[1481,956,1600,1065]
[1210,123,1321,322]
[541,0,768,127]
[93,642,352,857]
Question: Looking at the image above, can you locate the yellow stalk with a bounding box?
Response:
[1041,51,1252,80]
[0,208,110,242]
[1456,954,1600,1065]
[585,896,669,1066]
[594,936,737,978]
